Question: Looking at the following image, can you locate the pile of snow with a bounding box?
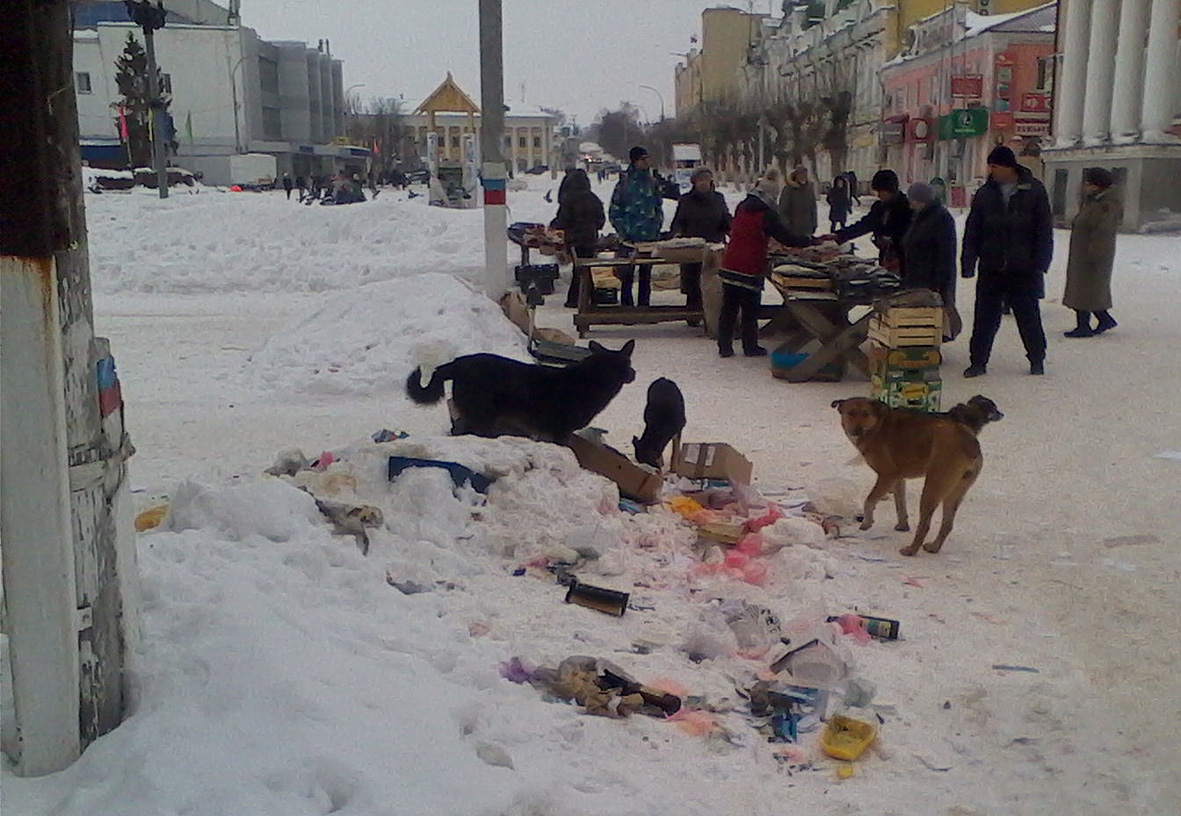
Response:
[83,191,514,295]
[241,272,528,396]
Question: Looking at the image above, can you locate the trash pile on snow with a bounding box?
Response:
[135,415,904,781]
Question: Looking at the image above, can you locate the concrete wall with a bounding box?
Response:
[700,8,764,103]
[275,42,311,144]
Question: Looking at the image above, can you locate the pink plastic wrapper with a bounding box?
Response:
[737,533,764,556]
[833,614,873,645]
[745,505,784,533]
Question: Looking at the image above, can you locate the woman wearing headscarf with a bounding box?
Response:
[826,175,852,233]
[901,182,960,339]
[550,168,606,307]
[669,166,731,316]
[1062,167,1122,337]
[716,169,815,358]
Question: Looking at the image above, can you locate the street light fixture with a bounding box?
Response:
[344,83,366,112]
[638,84,665,121]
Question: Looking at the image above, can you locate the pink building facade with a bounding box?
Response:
[880,3,1055,206]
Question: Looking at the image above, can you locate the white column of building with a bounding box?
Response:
[1109,0,1151,141]
[1140,0,1181,140]
[1055,0,1093,146]
[1081,0,1121,144]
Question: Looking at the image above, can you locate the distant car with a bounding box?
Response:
[404,169,430,185]
[524,165,549,175]
[600,162,621,175]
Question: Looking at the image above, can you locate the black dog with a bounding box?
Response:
[406,340,636,442]
[943,395,1003,434]
[632,377,686,469]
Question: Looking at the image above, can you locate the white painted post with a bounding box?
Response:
[0,257,82,776]
[479,0,510,300]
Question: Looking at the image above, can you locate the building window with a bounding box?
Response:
[262,106,282,140]
[451,135,460,148]
[532,136,541,149]
[76,71,92,94]
[161,73,172,95]
[259,57,280,95]
[1036,57,1053,92]
[518,135,527,148]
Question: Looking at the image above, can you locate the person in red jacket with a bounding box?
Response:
[718,171,815,357]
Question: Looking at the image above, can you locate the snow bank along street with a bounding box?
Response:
[3,179,1180,815]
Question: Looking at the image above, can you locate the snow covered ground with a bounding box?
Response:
[3,177,1180,815]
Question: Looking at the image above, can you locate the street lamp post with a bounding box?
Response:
[125,0,168,198]
[638,84,665,121]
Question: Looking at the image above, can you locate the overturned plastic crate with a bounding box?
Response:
[515,263,560,295]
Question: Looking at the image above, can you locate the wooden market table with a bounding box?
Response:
[572,253,705,337]
[767,278,872,383]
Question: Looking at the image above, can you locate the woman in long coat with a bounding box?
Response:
[1063,167,1122,337]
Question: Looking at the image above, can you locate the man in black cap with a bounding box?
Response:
[608,146,665,306]
[960,145,1054,377]
[824,169,911,274]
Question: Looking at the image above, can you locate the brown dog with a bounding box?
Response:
[831,396,1002,556]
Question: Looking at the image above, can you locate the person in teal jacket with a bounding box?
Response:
[608,146,664,306]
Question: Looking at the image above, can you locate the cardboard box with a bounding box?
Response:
[867,344,942,370]
[872,376,943,412]
[672,442,753,485]
[868,316,942,348]
[565,433,663,504]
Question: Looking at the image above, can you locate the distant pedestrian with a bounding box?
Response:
[845,171,861,206]
[960,145,1054,377]
[608,146,664,307]
[282,173,293,200]
[549,169,606,307]
[295,175,306,201]
[826,175,852,232]
[778,164,818,237]
[1062,167,1122,337]
[716,170,814,358]
[669,166,731,318]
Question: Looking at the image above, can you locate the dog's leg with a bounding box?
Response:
[860,473,895,531]
[892,479,910,531]
[901,474,946,556]
[923,468,979,553]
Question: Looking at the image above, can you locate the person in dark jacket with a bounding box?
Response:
[902,182,960,340]
[282,173,294,200]
[827,169,911,274]
[961,145,1054,377]
[844,170,861,206]
[295,175,306,201]
[669,166,731,315]
[826,175,852,232]
[1062,167,1122,337]
[900,182,956,303]
[550,168,606,307]
[778,165,818,237]
[717,171,815,358]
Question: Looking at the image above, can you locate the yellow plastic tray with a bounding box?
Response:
[820,714,878,761]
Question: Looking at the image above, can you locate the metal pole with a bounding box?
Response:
[639,84,665,120]
[143,25,168,198]
[479,0,509,300]
[1,0,84,776]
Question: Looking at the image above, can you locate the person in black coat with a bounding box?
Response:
[549,168,606,307]
[900,182,956,303]
[669,166,731,315]
[826,169,911,274]
[826,175,852,232]
[961,145,1054,377]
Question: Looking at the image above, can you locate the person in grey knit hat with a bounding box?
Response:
[900,181,958,325]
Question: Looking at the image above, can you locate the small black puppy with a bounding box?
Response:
[406,340,636,442]
[632,377,686,469]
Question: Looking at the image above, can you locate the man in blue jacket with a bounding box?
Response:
[961,146,1053,377]
[609,146,664,307]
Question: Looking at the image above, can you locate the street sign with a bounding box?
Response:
[950,75,983,98]
[938,108,990,139]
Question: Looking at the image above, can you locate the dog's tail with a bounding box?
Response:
[406,361,456,405]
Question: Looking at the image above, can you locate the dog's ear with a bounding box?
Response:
[620,339,636,356]
[831,399,847,409]
[587,340,605,353]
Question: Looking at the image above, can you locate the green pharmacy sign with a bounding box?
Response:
[938,108,990,139]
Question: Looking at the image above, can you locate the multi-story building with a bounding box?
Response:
[71,0,360,184]
[403,74,562,174]
[1044,0,1181,230]
[880,2,1056,204]
[674,7,769,116]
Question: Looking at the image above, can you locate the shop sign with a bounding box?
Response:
[938,107,990,139]
[908,118,935,142]
[1021,93,1052,113]
[881,115,908,145]
[1014,121,1051,137]
[950,75,983,98]
[992,111,1014,129]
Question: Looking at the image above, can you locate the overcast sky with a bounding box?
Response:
[239,1,772,126]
